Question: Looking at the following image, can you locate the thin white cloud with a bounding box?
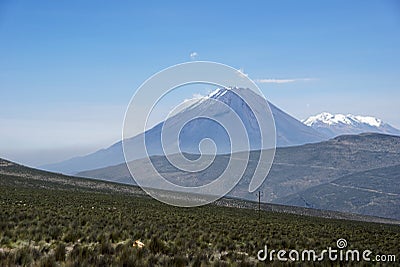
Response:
[255,78,316,84]
[190,52,198,60]
[181,93,206,105]
[191,93,204,99]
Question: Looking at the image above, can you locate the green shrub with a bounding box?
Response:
[149,236,167,254]
[38,254,56,267]
[54,242,65,261]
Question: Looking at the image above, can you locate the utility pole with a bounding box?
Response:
[256,191,263,218]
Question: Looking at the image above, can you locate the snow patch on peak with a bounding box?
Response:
[207,88,224,98]
[352,115,382,127]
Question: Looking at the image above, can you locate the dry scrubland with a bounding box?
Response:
[0,167,399,266]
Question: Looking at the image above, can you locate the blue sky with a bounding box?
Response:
[1,0,399,166]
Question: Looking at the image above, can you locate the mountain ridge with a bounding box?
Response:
[280,164,400,219]
[303,112,400,138]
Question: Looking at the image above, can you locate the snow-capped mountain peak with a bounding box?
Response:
[303,112,399,138]
[42,87,327,174]
[303,112,382,127]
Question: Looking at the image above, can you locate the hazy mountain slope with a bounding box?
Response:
[40,142,125,175]
[303,112,400,138]
[2,157,399,225]
[42,87,326,174]
[269,102,326,147]
[78,133,400,219]
[279,164,400,220]
[78,160,133,185]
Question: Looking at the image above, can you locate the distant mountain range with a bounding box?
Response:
[42,88,400,175]
[38,87,400,219]
[42,87,326,174]
[78,133,400,220]
[303,112,400,138]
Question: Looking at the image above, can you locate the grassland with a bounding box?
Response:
[0,166,399,266]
